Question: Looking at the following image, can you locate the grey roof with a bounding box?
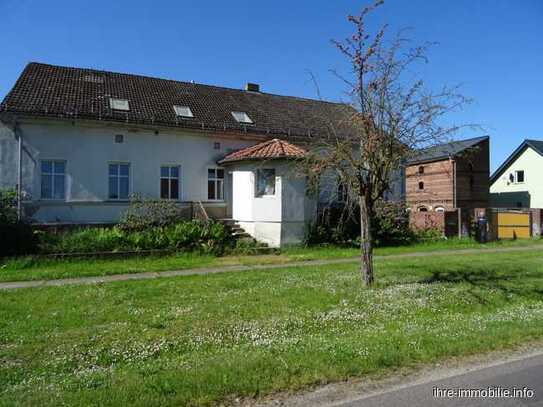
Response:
[407,136,489,165]
[0,62,355,140]
[490,139,543,183]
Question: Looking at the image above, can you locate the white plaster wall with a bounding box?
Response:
[2,119,257,222]
[490,147,543,208]
[232,171,254,222]
[229,161,312,247]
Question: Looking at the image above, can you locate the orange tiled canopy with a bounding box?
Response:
[218,138,306,164]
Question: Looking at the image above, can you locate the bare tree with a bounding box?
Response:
[301,1,474,286]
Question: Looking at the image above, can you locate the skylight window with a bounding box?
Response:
[110,98,129,111]
[231,111,253,124]
[173,105,194,118]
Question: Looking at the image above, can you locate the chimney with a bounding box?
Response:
[245,83,260,92]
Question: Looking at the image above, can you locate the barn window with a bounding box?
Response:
[418,166,424,174]
[418,206,428,212]
[418,181,424,190]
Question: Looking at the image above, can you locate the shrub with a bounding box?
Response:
[0,189,38,257]
[306,200,414,247]
[38,220,232,255]
[371,200,414,246]
[118,195,185,231]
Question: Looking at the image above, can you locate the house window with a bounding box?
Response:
[41,160,65,200]
[256,169,276,197]
[435,206,445,213]
[515,170,525,183]
[160,166,180,200]
[418,166,424,174]
[108,163,130,200]
[418,206,428,212]
[231,111,253,124]
[114,134,124,143]
[109,98,129,111]
[173,105,193,118]
[418,181,424,190]
[214,142,221,150]
[207,168,224,200]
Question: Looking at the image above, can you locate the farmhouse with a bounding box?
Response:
[0,63,354,247]
[490,139,543,208]
[405,136,490,212]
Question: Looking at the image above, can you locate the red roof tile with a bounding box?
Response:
[218,139,306,164]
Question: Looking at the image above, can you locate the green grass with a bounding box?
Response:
[1,249,543,406]
[1,238,542,282]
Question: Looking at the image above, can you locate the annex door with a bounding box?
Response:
[232,171,254,222]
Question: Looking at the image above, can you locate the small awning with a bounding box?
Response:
[218,138,306,164]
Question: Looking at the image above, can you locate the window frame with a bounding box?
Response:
[231,111,253,124]
[160,165,181,200]
[40,159,66,201]
[108,162,131,201]
[207,167,225,201]
[514,170,525,184]
[109,98,130,111]
[255,168,276,197]
[173,105,194,118]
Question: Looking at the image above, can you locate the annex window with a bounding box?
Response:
[256,169,276,197]
[418,181,424,190]
[515,170,525,183]
[173,105,194,118]
[160,166,180,200]
[109,98,130,111]
[231,111,253,124]
[207,168,224,200]
[41,160,65,200]
[108,163,130,200]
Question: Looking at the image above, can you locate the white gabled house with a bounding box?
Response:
[0,63,354,247]
[490,139,543,208]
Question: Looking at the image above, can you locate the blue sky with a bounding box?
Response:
[1,0,542,171]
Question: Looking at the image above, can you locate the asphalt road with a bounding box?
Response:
[338,354,543,407]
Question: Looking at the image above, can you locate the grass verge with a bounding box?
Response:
[1,249,543,405]
[1,238,542,282]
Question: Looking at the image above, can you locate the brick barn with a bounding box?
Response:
[405,136,490,212]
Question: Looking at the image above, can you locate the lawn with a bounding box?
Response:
[1,237,542,282]
[1,249,543,406]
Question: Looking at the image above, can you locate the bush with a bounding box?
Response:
[38,220,232,255]
[118,195,185,231]
[305,200,414,247]
[0,189,38,257]
[371,200,414,246]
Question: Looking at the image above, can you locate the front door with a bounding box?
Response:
[232,171,254,222]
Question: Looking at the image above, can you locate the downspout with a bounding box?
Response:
[17,122,22,221]
[452,156,457,208]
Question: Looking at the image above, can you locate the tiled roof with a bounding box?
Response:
[407,136,489,165]
[0,62,354,139]
[218,138,306,164]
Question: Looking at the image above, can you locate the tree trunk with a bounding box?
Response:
[359,194,374,286]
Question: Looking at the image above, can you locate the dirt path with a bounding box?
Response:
[0,244,541,291]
